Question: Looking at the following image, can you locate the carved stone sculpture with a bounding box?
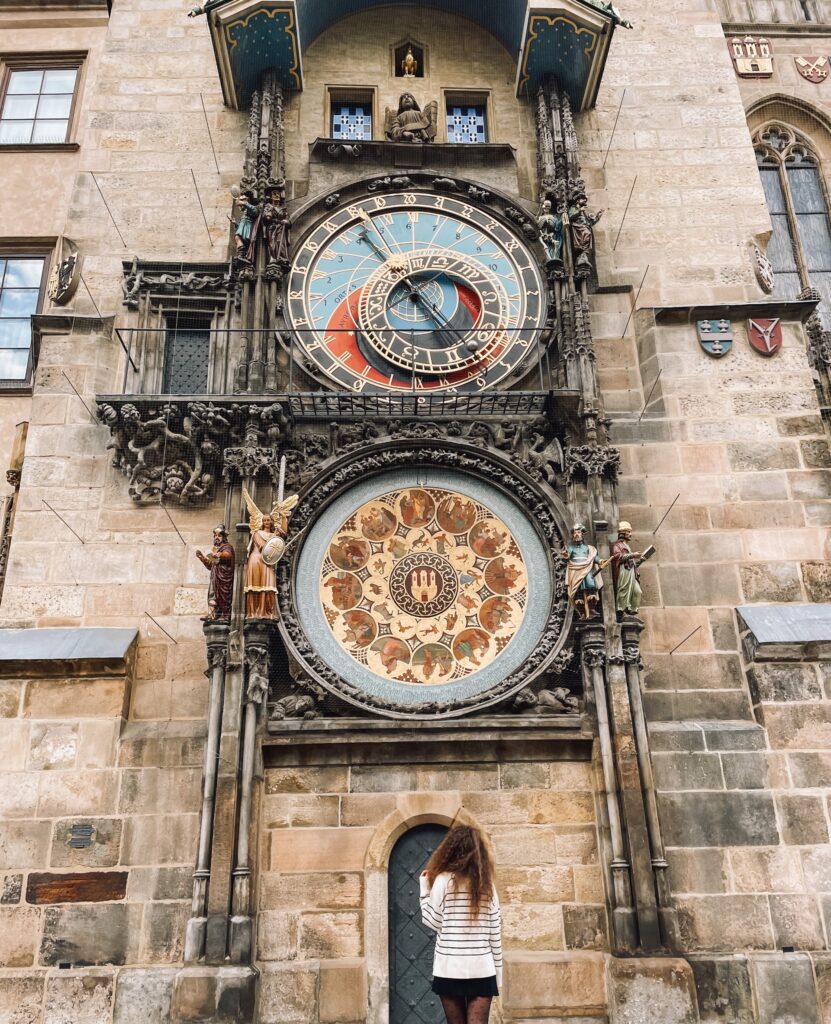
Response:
[538,199,564,268]
[385,93,438,142]
[269,680,325,722]
[196,524,236,619]
[513,686,579,714]
[568,193,602,274]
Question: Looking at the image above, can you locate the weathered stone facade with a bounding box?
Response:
[0,0,830,1021]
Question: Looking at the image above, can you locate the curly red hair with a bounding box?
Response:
[425,824,494,917]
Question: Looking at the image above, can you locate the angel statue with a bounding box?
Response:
[241,486,299,619]
[385,93,438,143]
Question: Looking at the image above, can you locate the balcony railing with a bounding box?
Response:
[113,326,561,416]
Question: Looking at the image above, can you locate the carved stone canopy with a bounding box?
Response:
[276,438,574,719]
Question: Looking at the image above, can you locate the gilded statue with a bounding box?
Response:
[401,46,418,78]
[241,486,299,619]
[385,93,438,143]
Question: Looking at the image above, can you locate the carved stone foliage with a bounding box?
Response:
[280,416,569,495]
[97,400,290,504]
[275,441,573,718]
[564,444,620,483]
[121,258,231,310]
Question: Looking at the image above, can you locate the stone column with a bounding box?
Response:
[579,625,637,952]
[605,644,662,952]
[621,618,679,951]
[185,620,230,962]
[229,620,270,963]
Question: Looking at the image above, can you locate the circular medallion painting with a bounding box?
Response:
[293,467,554,712]
[319,487,529,686]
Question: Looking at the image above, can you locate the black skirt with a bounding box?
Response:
[431,976,499,998]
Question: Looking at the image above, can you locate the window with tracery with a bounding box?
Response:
[753,123,831,324]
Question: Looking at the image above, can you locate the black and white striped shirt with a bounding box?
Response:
[419,871,503,986]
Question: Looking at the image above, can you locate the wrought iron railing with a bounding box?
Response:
[113,326,560,403]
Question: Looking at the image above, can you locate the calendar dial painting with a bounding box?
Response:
[286,191,546,393]
[319,488,528,684]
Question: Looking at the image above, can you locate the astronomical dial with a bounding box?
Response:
[286,191,547,392]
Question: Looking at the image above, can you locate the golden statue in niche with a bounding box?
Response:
[319,487,528,684]
[401,45,418,78]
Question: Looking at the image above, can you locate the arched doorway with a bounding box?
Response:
[388,823,448,1024]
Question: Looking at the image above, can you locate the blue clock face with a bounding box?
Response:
[286,191,546,392]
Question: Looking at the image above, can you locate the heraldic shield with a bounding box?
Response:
[747,317,782,356]
[795,56,829,83]
[697,319,733,358]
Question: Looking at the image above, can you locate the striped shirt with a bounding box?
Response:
[419,871,503,988]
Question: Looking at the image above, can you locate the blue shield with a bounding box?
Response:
[696,319,733,358]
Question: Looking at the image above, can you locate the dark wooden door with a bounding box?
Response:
[388,823,448,1024]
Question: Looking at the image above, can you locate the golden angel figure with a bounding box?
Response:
[241,486,299,619]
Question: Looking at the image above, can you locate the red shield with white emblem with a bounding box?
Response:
[795,56,829,83]
[747,317,782,356]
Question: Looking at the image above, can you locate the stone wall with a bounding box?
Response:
[256,751,607,1024]
[0,647,204,1019]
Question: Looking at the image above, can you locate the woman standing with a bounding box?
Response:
[419,824,503,1024]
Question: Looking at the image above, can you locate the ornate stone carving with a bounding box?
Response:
[223,446,276,481]
[244,643,269,705]
[622,643,643,668]
[512,686,579,714]
[367,176,414,191]
[385,94,438,142]
[98,400,290,505]
[564,444,620,483]
[751,243,775,294]
[269,679,326,722]
[275,442,572,717]
[581,646,606,668]
[121,258,230,309]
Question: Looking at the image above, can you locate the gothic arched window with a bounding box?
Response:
[753,122,831,322]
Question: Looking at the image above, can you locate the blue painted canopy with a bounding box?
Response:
[201,0,621,110]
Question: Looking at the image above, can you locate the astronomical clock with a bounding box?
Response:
[272,173,576,720]
[285,190,546,393]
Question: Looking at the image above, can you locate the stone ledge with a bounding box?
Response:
[264,717,592,767]
[738,604,831,662]
[0,627,138,679]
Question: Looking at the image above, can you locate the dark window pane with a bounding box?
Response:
[758,165,787,214]
[6,70,43,95]
[796,213,831,272]
[0,319,32,348]
[771,271,802,300]
[42,68,77,94]
[5,259,43,287]
[0,349,30,380]
[163,330,209,393]
[788,166,826,214]
[0,289,39,316]
[767,214,798,274]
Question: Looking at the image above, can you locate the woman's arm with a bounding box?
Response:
[419,872,446,933]
[489,887,504,989]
